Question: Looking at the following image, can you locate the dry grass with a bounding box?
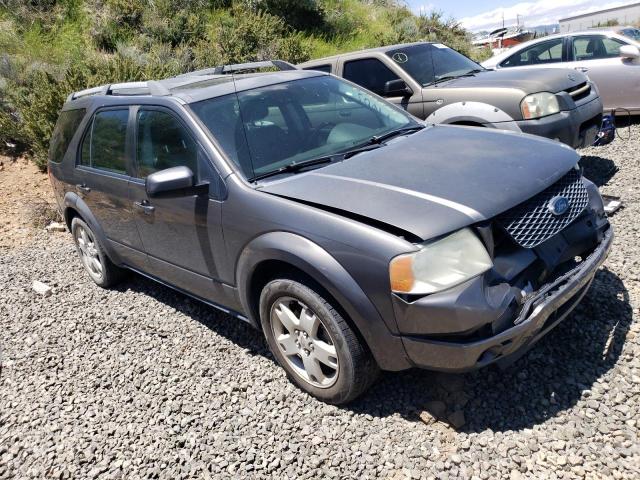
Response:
[0,156,61,249]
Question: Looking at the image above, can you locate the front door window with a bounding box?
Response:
[501,38,564,67]
[136,109,199,178]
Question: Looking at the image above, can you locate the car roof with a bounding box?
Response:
[300,41,434,65]
[63,67,326,109]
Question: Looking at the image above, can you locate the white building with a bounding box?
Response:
[559,2,640,32]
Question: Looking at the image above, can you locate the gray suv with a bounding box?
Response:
[300,42,604,148]
[48,64,612,404]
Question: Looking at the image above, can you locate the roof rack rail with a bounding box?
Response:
[177,60,297,78]
[66,80,171,102]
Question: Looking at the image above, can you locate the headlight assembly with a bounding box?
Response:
[521,92,560,120]
[389,228,492,295]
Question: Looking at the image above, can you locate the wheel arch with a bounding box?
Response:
[235,232,411,371]
[427,101,522,132]
[450,120,485,127]
[62,191,123,265]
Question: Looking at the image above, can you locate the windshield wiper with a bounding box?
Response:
[431,75,458,85]
[431,68,485,86]
[370,125,425,144]
[250,125,425,181]
[342,143,385,159]
[250,155,335,182]
[342,125,425,159]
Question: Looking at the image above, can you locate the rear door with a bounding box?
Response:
[75,107,146,268]
[127,105,228,303]
[565,34,640,112]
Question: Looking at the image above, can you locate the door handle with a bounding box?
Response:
[575,67,588,72]
[76,183,91,193]
[134,201,155,215]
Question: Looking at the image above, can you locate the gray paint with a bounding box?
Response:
[48,70,611,373]
[259,125,579,239]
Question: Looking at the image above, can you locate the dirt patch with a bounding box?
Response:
[0,156,62,250]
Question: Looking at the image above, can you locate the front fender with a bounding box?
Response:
[236,231,411,371]
[63,191,123,265]
[427,101,522,132]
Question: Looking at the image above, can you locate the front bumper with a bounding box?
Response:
[400,227,613,372]
[516,96,603,149]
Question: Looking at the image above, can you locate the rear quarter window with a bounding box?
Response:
[49,108,86,164]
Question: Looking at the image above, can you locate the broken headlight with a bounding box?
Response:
[389,228,493,295]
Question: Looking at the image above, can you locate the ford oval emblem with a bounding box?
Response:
[548,196,570,216]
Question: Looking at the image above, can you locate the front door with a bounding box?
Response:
[565,34,640,112]
[127,106,227,303]
[75,107,146,268]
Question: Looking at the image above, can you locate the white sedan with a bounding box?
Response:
[482,30,640,114]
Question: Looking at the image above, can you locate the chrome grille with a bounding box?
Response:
[565,82,591,102]
[497,169,589,248]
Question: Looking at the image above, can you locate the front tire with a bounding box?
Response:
[259,278,378,404]
[71,217,126,288]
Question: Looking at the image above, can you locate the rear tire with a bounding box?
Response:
[259,278,379,404]
[71,217,126,288]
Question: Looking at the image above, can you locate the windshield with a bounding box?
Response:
[190,75,416,180]
[386,43,483,86]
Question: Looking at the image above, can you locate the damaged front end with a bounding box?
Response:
[394,167,613,371]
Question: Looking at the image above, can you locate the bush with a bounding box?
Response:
[211,5,310,64]
[0,0,479,169]
[253,0,326,32]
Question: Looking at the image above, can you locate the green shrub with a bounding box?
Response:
[254,0,326,32]
[0,0,479,169]
[210,5,310,64]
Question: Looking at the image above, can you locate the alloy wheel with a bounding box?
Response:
[270,296,339,388]
[75,224,103,282]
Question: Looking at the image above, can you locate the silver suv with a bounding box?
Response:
[300,42,604,148]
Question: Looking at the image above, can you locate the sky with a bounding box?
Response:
[405,0,632,32]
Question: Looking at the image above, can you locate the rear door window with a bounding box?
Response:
[49,108,86,163]
[343,58,401,96]
[79,109,129,174]
[571,35,627,60]
[501,38,564,67]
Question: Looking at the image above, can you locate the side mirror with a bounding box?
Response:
[620,45,640,60]
[146,166,195,197]
[383,79,413,97]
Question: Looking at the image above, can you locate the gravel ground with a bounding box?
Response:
[1,127,640,479]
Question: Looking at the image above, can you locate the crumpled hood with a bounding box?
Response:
[444,68,587,94]
[259,125,580,240]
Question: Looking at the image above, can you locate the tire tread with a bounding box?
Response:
[260,277,379,404]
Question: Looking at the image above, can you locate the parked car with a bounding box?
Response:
[482,31,640,115]
[595,26,640,42]
[49,64,613,404]
[299,42,604,149]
